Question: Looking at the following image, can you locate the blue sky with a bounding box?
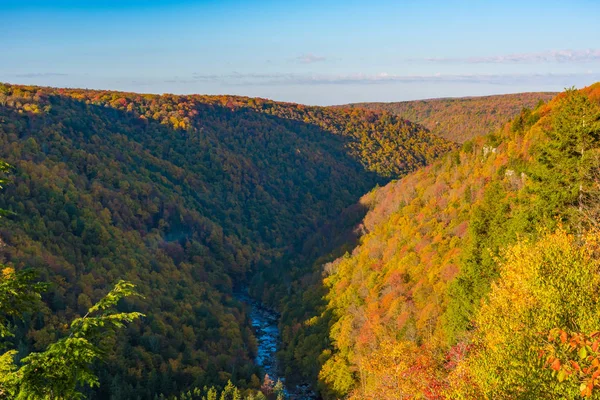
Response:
[1,0,600,105]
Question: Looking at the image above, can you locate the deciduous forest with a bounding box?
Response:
[1,82,599,399]
[345,92,557,143]
[297,84,600,399]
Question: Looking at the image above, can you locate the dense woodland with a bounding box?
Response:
[0,83,452,399]
[1,82,600,399]
[282,84,600,398]
[345,92,557,143]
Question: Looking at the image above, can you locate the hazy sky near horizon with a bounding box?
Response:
[2,0,600,105]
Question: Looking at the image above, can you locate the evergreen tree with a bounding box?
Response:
[0,161,143,399]
[529,87,600,228]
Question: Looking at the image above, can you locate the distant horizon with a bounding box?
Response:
[2,0,599,105]
[0,80,570,107]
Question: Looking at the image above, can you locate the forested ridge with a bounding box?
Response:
[344,92,557,143]
[2,81,600,399]
[0,83,453,399]
[284,83,600,399]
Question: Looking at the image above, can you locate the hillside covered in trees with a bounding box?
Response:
[0,83,453,399]
[282,83,600,399]
[2,81,600,400]
[345,92,557,143]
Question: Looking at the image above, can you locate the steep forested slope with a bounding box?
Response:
[290,84,600,399]
[345,92,556,143]
[0,83,453,398]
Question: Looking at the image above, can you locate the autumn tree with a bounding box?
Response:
[449,229,600,399]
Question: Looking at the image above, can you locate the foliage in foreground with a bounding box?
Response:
[449,229,600,399]
[162,376,285,400]
[0,275,143,399]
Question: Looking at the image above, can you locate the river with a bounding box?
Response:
[236,291,317,400]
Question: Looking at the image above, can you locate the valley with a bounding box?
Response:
[0,83,452,399]
[2,1,599,399]
[1,82,599,399]
[236,290,316,400]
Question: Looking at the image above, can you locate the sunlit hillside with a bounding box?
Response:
[345,92,557,143]
[286,83,600,399]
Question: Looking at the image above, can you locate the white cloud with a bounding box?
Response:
[13,72,69,78]
[295,53,327,64]
[187,71,600,86]
[423,49,600,64]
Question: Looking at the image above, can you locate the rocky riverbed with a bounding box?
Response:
[236,291,317,399]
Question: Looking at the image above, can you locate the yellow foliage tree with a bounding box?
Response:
[449,229,600,399]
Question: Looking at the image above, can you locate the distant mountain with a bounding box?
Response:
[0,83,453,399]
[342,92,557,143]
